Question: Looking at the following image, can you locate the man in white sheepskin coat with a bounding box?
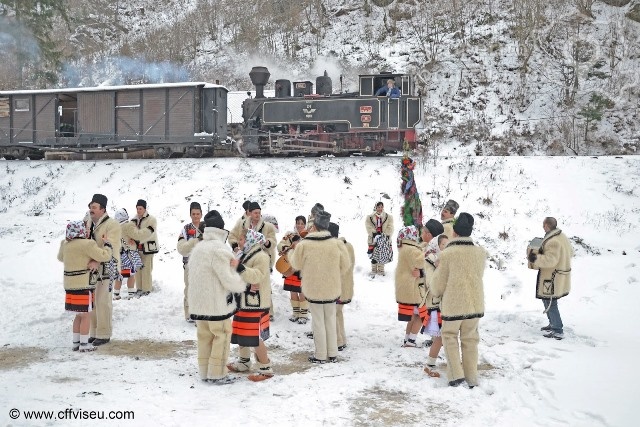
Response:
[188,210,246,384]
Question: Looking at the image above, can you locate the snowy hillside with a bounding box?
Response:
[0,155,639,426]
[64,0,640,154]
[3,1,639,154]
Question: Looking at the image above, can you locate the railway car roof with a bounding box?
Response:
[0,82,226,96]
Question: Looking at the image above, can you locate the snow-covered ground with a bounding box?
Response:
[1,155,639,426]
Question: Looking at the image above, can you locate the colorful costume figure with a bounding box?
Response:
[401,157,423,228]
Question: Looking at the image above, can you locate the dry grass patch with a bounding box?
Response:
[271,350,314,375]
[0,346,48,371]
[98,339,195,360]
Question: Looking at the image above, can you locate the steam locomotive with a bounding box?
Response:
[0,67,422,159]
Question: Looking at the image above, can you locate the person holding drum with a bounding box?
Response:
[527,217,573,340]
[276,215,309,324]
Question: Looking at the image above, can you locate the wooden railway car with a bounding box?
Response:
[0,83,229,159]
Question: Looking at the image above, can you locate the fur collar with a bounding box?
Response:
[446,237,475,247]
[203,227,229,243]
[305,230,333,241]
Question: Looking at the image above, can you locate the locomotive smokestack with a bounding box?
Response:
[249,66,270,99]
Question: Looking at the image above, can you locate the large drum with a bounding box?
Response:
[527,237,543,269]
[275,254,295,277]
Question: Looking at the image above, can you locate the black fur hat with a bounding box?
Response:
[328,222,339,238]
[425,219,444,237]
[248,201,261,212]
[453,212,474,237]
[443,199,459,215]
[311,203,324,216]
[315,210,331,230]
[204,210,225,229]
[136,199,147,209]
[89,194,107,209]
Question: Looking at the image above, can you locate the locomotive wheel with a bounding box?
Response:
[155,146,172,159]
[185,146,204,158]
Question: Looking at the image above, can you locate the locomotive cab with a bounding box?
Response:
[359,73,414,97]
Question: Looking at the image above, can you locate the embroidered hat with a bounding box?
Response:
[114,208,129,224]
[453,212,474,237]
[244,229,266,253]
[402,157,414,166]
[397,225,419,248]
[66,220,87,240]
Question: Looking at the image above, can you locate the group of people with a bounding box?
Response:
[180,201,353,383]
[370,197,573,388]
[59,190,574,389]
[58,194,159,352]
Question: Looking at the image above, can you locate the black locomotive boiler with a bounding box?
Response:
[240,66,422,156]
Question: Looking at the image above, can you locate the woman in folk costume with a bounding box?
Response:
[228,229,274,382]
[365,201,394,277]
[422,232,449,378]
[177,202,204,322]
[58,220,114,352]
[112,208,148,300]
[277,215,309,324]
[330,222,355,352]
[394,225,428,348]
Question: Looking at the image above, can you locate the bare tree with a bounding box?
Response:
[403,0,453,65]
[512,0,545,74]
[574,0,596,18]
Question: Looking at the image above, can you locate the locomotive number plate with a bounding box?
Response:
[361,115,371,123]
[359,106,373,114]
